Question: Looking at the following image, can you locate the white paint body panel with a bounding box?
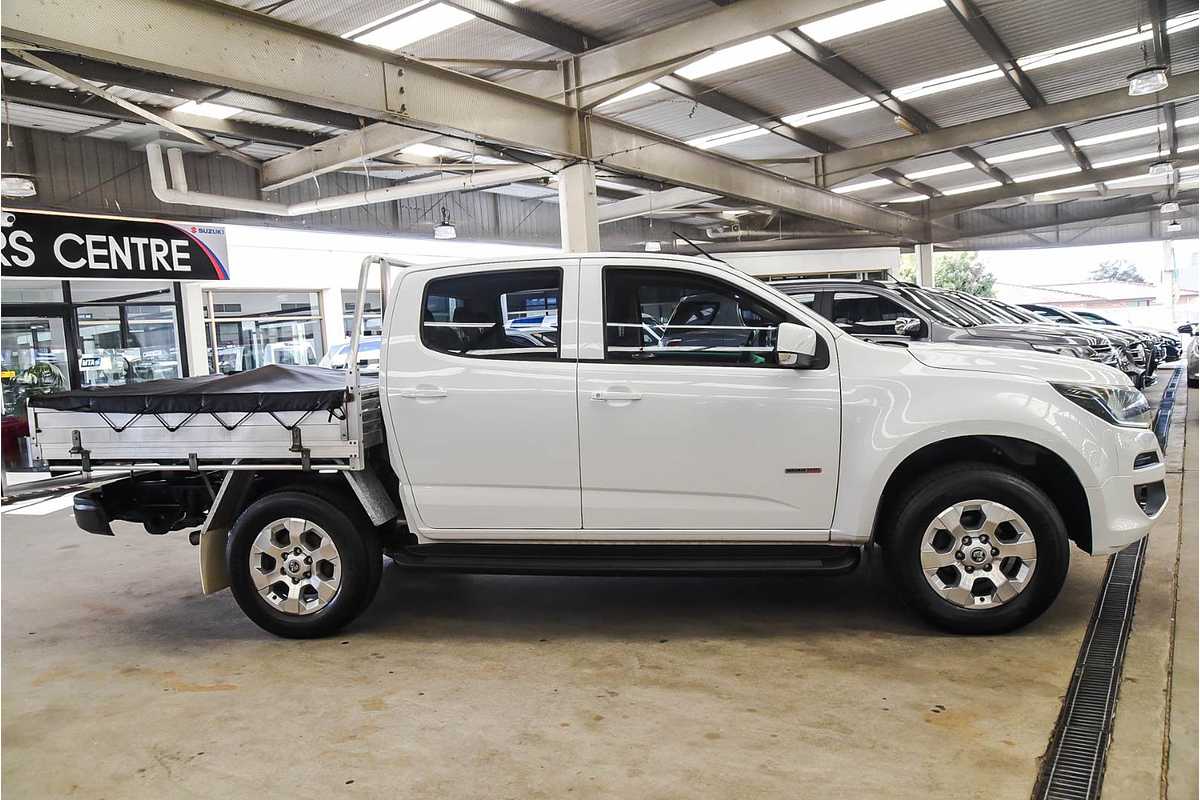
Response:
[374,253,1163,555]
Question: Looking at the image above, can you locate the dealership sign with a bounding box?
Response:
[1,209,229,280]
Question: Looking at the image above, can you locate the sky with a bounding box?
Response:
[968,239,1200,288]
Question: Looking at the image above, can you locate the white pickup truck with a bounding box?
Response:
[31,253,1167,638]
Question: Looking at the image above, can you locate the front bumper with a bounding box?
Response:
[1085,443,1167,555]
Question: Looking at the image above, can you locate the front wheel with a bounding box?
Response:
[227,491,376,638]
[884,464,1070,634]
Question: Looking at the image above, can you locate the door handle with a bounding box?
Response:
[590,390,643,402]
[398,387,448,399]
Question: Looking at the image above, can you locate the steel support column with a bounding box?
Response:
[558,162,600,252]
[916,243,934,287]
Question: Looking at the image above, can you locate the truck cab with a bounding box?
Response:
[37,254,1167,638]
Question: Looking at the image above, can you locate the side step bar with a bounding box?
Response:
[388,543,861,576]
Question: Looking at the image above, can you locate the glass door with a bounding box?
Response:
[1,316,70,469]
[75,303,183,387]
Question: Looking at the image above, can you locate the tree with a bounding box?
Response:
[1090,259,1145,283]
[896,251,996,297]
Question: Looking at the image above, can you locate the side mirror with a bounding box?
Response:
[1178,323,1193,335]
[777,322,818,368]
[894,317,923,338]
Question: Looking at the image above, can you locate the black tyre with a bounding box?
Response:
[227,490,374,638]
[883,463,1070,634]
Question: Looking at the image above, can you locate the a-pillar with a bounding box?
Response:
[916,243,934,287]
[557,162,600,252]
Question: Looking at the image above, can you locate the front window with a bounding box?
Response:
[603,268,786,366]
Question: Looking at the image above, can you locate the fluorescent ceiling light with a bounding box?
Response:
[1034,183,1093,197]
[833,178,893,194]
[1014,166,1082,183]
[597,82,660,107]
[1075,122,1165,147]
[799,0,943,43]
[885,194,931,203]
[175,100,240,119]
[904,162,973,180]
[353,3,474,50]
[893,65,1003,101]
[987,144,1065,164]
[1092,149,1169,168]
[686,125,768,149]
[676,36,790,80]
[941,180,1003,196]
[400,142,455,159]
[781,97,875,127]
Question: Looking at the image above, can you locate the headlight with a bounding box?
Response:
[1052,383,1153,428]
[1033,344,1089,359]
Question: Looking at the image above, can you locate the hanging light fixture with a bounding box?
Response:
[0,175,36,198]
[1161,201,1181,214]
[433,206,457,240]
[1166,219,1182,233]
[1148,160,1175,177]
[644,241,662,252]
[1127,66,1169,96]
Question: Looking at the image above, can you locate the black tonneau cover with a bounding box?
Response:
[30,365,373,414]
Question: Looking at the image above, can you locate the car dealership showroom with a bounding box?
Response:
[1,0,1198,797]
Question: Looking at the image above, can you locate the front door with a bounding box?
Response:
[385,260,582,531]
[577,262,841,533]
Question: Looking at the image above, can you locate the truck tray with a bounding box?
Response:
[29,365,382,470]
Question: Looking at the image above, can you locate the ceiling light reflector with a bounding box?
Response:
[1161,201,1181,213]
[1128,67,1169,96]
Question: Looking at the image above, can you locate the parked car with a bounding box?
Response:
[1070,309,1182,362]
[320,336,382,374]
[1020,303,1160,386]
[36,254,1166,639]
[1178,322,1198,387]
[770,278,1129,376]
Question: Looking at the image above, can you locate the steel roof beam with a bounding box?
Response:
[1,78,322,148]
[928,160,1184,217]
[2,0,928,239]
[502,0,867,106]
[773,29,1014,189]
[941,0,1098,194]
[819,75,1198,183]
[943,190,1196,242]
[443,0,594,54]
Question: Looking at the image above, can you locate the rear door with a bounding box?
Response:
[384,260,581,530]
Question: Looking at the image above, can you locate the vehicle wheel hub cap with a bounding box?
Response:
[918,500,1037,610]
[249,517,341,616]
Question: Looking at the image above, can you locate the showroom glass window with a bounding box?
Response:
[604,268,784,366]
[72,282,184,388]
[830,291,916,336]
[421,269,561,359]
[203,290,324,374]
[343,289,383,338]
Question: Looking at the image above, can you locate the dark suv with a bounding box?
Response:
[769,279,1134,378]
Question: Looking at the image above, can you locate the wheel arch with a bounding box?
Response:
[869,435,1092,553]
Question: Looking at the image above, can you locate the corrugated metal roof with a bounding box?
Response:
[975,0,1140,60]
[1068,107,1165,140]
[907,79,1030,128]
[405,18,560,68]
[213,0,426,38]
[711,132,820,161]
[973,132,1063,160]
[1170,30,1198,73]
[695,55,852,121]
[1026,44,1154,104]
[802,105,904,148]
[613,98,747,141]
[1,102,110,134]
[824,7,991,92]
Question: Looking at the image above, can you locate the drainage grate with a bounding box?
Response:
[1034,367,1181,800]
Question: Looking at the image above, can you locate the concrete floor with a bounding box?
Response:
[1,379,1191,799]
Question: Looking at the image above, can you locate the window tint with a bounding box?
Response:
[789,292,816,308]
[831,291,916,335]
[422,269,561,359]
[604,268,785,366]
[1028,306,1072,324]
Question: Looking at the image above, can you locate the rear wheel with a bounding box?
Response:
[884,464,1070,634]
[227,491,375,638]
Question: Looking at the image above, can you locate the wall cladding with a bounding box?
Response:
[3,126,672,247]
